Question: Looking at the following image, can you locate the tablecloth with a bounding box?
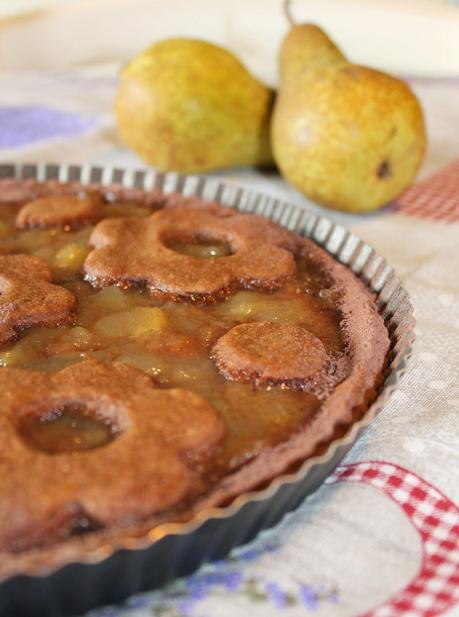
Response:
[0,65,458,617]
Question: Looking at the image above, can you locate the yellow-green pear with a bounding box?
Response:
[115,39,274,173]
[271,20,426,212]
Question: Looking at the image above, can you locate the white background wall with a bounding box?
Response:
[0,0,458,80]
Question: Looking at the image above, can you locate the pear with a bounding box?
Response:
[115,39,274,173]
[271,17,426,212]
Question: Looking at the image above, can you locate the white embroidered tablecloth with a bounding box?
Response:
[0,63,458,617]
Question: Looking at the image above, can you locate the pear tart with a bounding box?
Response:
[0,179,389,575]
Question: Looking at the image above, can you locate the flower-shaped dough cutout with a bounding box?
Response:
[212,322,331,391]
[0,254,76,346]
[0,360,225,551]
[84,207,297,302]
[16,193,103,229]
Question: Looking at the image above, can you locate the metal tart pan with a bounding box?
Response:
[0,163,415,617]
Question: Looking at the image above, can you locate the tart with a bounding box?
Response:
[0,178,389,577]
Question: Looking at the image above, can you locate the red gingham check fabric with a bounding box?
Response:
[326,461,459,617]
[396,159,459,223]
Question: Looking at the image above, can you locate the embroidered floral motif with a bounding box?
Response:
[92,543,339,617]
[0,105,98,148]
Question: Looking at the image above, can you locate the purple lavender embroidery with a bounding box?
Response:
[176,598,196,616]
[223,571,243,591]
[186,577,212,600]
[91,541,339,616]
[264,581,288,609]
[299,584,319,611]
[239,548,259,562]
[0,105,99,148]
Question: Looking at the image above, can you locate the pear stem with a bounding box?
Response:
[283,0,296,27]
[283,0,296,26]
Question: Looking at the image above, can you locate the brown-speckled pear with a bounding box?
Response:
[115,39,274,173]
[271,23,426,212]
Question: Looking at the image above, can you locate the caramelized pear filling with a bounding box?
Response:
[165,236,233,259]
[18,404,117,454]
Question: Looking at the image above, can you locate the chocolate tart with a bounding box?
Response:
[0,163,414,617]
